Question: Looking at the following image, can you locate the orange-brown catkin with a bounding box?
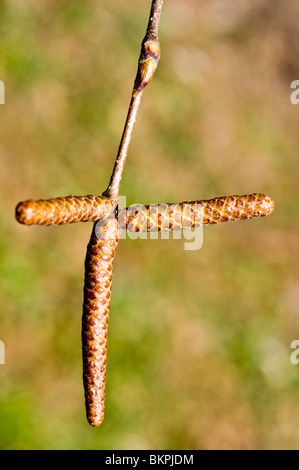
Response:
[15,195,112,226]
[118,193,274,232]
[82,218,119,427]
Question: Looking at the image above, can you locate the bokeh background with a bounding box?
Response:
[0,0,299,450]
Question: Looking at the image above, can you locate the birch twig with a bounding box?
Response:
[103,0,163,208]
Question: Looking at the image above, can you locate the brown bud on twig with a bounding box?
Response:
[15,195,113,226]
[118,193,274,232]
[134,38,160,94]
[82,218,119,427]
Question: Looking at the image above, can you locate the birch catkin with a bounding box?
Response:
[82,218,119,427]
[118,193,274,232]
[15,195,112,226]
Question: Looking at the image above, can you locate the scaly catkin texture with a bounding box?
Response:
[15,195,112,226]
[82,218,119,427]
[118,193,274,232]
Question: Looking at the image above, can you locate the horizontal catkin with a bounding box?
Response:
[82,218,119,427]
[15,195,113,226]
[118,193,274,232]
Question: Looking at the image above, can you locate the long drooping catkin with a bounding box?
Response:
[15,195,112,226]
[118,193,274,232]
[82,218,119,427]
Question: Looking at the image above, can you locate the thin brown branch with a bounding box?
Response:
[103,0,163,208]
[146,0,164,40]
[102,92,143,207]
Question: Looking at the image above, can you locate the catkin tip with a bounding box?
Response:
[87,416,104,427]
[15,201,32,225]
[260,194,275,215]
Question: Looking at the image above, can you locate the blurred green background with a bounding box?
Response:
[1,0,299,450]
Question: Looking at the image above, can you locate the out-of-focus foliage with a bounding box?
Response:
[0,0,299,449]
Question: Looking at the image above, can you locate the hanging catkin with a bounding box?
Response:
[81,218,119,427]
